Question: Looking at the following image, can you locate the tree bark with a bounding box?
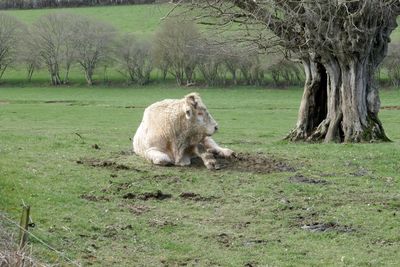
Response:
[286,54,390,143]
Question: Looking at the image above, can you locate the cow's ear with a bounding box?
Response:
[185,93,198,109]
[185,108,192,119]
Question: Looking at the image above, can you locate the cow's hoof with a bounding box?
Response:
[205,160,219,170]
[221,148,235,158]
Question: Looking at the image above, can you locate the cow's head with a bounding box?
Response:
[184,92,218,136]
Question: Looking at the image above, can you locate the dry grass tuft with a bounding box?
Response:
[0,214,38,267]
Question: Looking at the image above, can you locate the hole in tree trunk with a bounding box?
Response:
[310,63,328,131]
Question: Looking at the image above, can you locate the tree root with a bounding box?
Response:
[285,116,391,143]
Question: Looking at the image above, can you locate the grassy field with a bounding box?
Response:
[1,85,399,266]
[1,3,400,266]
[5,4,171,36]
[1,4,173,85]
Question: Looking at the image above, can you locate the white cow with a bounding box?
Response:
[133,92,234,169]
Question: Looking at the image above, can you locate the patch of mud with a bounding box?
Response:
[44,100,77,104]
[123,190,172,201]
[80,193,110,202]
[76,158,143,172]
[112,182,133,192]
[0,100,9,105]
[210,152,295,174]
[301,222,356,233]
[150,175,182,184]
[289,174,329,185]
[349,167,371,177]
[91,144,100,150]
[179,192,217,201]
[381,105,400,110]
[119,149,134,156]
[103,224,133,239]
[215,233,234,247]
[125,204,151,215]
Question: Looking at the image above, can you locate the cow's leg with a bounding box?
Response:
[175,154,191,166]
[195,144,218,170]
[145,148,173,166]
[203,137,235,158]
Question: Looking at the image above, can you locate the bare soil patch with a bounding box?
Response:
[179,192,217,201]
[381,105,400,110]
[122,190,172,201]
[301,222,356,233]
[44,100,77,104]
[289,174,329,185]
[193,152,295,174]
[78,151,294,174]
[125,204,151,215]
[76,158,143,172]
[80,193,110,202]
[215,233,233,247]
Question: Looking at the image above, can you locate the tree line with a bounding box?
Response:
[0,12,398,87]
[0,12,305,86]
[0,0,157,9]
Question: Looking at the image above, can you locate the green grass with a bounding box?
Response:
[1,85,400,266]
[4,4,171,36]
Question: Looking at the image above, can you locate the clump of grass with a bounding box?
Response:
[0,217,38,267]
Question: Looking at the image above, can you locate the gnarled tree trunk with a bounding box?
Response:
[185,0,400,143]
[286,53,390,143]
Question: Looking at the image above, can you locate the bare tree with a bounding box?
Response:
[19,27,42,82]
[197,41,224,86]
[32,13,77,85]
[133,39,154,85]
[184,1,400,142]
[220,44,243,85]
[153,18,201,86]
[115,35,154,85]
[62,26,77,84]
[0,13,23,80]
[267,56,303,86]
[70,17,116,85]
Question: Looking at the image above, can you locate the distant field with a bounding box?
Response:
[1,86,400,266]
[5,4,400,40]
[4,4,172,36]
[2,4,400,86]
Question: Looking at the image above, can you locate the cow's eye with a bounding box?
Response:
[198,112,204,116]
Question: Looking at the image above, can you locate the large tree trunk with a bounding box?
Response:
[286,54,390,143]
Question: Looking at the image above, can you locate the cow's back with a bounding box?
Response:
[133,99,184,156]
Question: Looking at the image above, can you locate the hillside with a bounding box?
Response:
[4,4,172,36]
[5,4,400,40]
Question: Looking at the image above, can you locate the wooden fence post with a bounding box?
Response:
[19,205,30,250]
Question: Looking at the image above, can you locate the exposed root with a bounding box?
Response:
[307,119,330,142]
[285,127,308,142]
[286,115,390,143]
